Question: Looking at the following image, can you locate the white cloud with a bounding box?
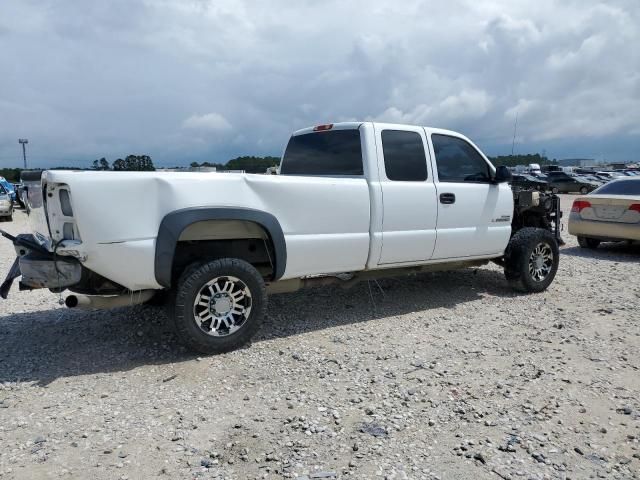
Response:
[0,0,638,166]
[182,112,232,132]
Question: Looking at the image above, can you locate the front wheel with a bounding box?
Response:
[172,258,266,354]
[504,228,559,293]
[579,186,588,194]
[551,187,559,194]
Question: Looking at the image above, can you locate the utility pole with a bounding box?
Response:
[18,139,28,169]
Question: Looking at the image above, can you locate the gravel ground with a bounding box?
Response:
[0,195,638,480]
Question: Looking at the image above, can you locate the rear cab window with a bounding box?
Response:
[280,129,363,176]
[431,134,491,183]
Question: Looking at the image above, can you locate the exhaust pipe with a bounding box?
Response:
[65,290,156,310]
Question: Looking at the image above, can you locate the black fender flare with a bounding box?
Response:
[155,207,287,288]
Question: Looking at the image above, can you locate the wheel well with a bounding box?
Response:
[171,220,275,283]
[156,208,287,288]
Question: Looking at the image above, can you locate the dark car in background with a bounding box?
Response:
[510,174,549,191]
[13,183,27,209]
[546,171,599,194]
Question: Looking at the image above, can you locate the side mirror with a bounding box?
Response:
[494,165,512,183]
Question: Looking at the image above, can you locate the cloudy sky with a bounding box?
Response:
[1,0,639,168]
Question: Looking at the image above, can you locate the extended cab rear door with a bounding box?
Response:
[374,124,438,264]
[428,131,513,259]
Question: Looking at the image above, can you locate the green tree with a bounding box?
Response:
[111,155,156,171]
[138,155,155,171]
[92,157,110,170]
[124,155,137,171]
[224,156,280,173]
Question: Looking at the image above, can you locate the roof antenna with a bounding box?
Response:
[511,111,518,156]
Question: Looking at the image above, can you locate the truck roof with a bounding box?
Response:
[292,122,464,138]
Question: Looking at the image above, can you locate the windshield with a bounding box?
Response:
[592,179,640,195]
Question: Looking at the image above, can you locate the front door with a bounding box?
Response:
[376,124,438,264]
[429,133,513,259]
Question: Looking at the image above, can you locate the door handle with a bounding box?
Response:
[439,193,456,204]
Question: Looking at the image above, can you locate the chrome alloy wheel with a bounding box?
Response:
[193,276,252,337]
[528,242,554,282]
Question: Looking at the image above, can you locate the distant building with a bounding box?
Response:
[557,158,598,167]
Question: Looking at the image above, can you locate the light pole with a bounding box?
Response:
[18,139,28,169]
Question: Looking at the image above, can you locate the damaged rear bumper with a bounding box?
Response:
[0,230,81,299]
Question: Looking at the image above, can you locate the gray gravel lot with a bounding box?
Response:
[0,195,638,480]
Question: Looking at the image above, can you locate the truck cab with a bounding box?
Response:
[281,123,514,266]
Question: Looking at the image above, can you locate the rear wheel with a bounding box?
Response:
[577,236,600,249]
[172,258,266,354]
[551,187,559,194]
[504,228,559,293]
[579,186,588,194]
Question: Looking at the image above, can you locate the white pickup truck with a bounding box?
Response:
[1,122,562,353]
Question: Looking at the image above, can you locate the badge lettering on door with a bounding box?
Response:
[492,215,511,223]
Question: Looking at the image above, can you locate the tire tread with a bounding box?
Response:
[172,258,266,354]
[504,227,559,293]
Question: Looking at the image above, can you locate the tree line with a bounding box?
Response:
[92,155,155,171]
[90,154,280,173]
[0,168,22,182]
[1,154,280,180]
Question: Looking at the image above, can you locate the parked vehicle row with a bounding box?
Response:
[0,184,13,221]
[509,168,640,195]
[0,177,29,221]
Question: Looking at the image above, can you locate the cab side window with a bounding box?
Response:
[382,130,428,181]
[432,134,491,183]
